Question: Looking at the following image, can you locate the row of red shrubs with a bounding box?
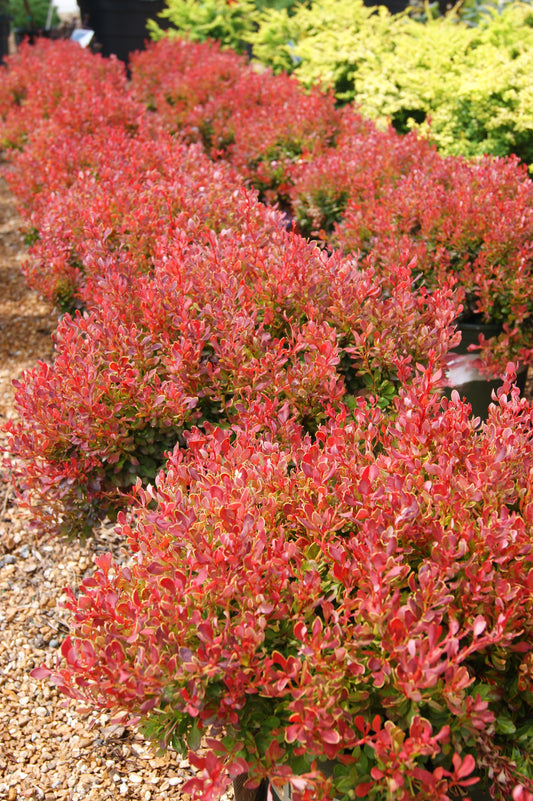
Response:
[128,37,533,374]
[1,39,459,535]
[0,37,532,801]
[3,36,533,374]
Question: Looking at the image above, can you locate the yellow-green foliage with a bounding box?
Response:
[249,0,533,164]
[148,0,304,54]
[147,0,261,53]
[250,0,394,96]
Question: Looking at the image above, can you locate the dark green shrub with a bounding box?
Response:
[8,0,59,30]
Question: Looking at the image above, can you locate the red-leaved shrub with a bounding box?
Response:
[0,39,142,152]
[292,140,533,375]
[6,228,459,535]
[34,368,533,800]
[127,36,533,375]
[288,114,440,240]
[130,37,342,206]
[11,128,285,311]
[129,36,248,134]
[2,35,531,801]
[4,37,533,380]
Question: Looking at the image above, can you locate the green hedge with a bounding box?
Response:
[148,0,304,54]
[8,0,60,30]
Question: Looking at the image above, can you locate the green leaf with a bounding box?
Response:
[496,716,517,735]
[189,720,202,751]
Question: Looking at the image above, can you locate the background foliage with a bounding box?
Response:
[7,0,59,30]
[153,0,533,165]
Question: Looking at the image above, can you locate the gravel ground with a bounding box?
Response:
[1,171,532,801]
[0,174,237,801]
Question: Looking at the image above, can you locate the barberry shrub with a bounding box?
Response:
[128,36,248,130]
[4,36,533,381]
[0,39,142,153]
[6,227,459,536]
[33,368,533,800]
[328,152,533,375]
[287,118,533,375]
[288,112,440,240]
[10,127,285,312]
[183,70,340,208]
[129,37,342,206]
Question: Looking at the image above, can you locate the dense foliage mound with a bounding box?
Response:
[0,36,531,801]
[35,371,533,801]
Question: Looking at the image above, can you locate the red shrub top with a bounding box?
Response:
[11,127,285,310]
[35,370,533,800]
[129,36,248,132]
[292,136,533,374]
[0,39,459,537]
[0,39,143,152]
[130,37,342,206]
[288,116,440,239]
[6,226,459,535]
[188,70,341,206]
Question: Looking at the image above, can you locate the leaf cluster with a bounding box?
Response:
[147,0,305,54]
[37,372,533,800]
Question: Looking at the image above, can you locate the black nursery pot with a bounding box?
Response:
[270,780,493,801]
[363,0,410,12]
[443,319,528,420]
[13,28,54,46]
[270,773,494,801]
[0,13,11,63]
[76,0,166,62]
